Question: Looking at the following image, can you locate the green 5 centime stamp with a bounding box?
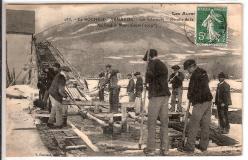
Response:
[196,7,227,45]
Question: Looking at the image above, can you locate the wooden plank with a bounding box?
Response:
[13,127,36,130]
[35,112,79,118]
[65,145,87,150]
[64,136,80,139]
[63,100,109,106]
[83,111,108,127]
[68,120,100,152]
[50,129,72,132]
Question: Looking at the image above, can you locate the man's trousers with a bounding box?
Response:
[185,101,212,151]
[217,104,230,130]
[147,96,169,151]
[109,87,120,112]
[99,89,105,101]
[170,87,183,111]
[48,95,68,126]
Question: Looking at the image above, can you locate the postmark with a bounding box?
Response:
[196,7,227,45]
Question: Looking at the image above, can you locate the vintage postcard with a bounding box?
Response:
[3,3,242,157]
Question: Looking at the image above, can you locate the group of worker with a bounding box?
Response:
[36,48,232,155]
[139,49,232,155]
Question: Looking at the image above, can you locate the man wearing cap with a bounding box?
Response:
[104,64,120,113]
[143,49,171,156]
[180,59,213,153]
[215,72,232,134]
[47,66,70,128]
[169,65,185,112]
[127,73,135,102]
[134,72,143,114]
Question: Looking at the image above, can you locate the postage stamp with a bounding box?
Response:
[196,7,227,45]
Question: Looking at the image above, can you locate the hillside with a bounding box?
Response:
[35,8,242,78]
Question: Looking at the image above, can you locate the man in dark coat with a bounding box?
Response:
[134,72,143,98]
[127,73,135,102]
[134,72,143,114]
[215,72,232,134]
[104,64,120,113]
[143,49,171,156]
[98,72,106,101]
[37,70,48,101]
[169,65,185,112]
[47,67,70,128]
[179,59,213,153]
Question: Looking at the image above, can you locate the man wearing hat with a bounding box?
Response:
[169,65,185,112]
[127,73,135,102]
[104,64,120,113]
[180,59,213,153]
[134,72,143,114]
[215,72,232,134]
[143,49,171,156]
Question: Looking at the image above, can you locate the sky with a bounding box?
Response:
[6,3,242,33]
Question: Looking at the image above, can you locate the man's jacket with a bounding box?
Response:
[187,67,213,105]
[104,69,119,89]
[169,72,185,89]
[46,68,59,89]
[135,77,143,97]
[48,72,68,103]
[127,78,135,93]
[145,58,171,98]
[98,77,106,90]
[215,81,232,106]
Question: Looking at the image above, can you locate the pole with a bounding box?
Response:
[180,101,191,148]
[138,49,149,149]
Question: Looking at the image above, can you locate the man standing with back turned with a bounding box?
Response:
[143,49,171,156]
[179,59,213,153]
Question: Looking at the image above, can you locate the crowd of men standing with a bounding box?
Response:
[37,48,232,156]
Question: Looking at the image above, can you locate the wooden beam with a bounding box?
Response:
[65,145,87,150]
[81,111,109,127]
[35,112,79,118]
[64,136,80,139]
[63,100,110,106]
[68,120,100,152]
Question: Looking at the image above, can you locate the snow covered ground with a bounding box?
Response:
[6,85,49,156]
[5,81,242,156]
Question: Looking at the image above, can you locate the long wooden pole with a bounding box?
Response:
[68,120,100,152]
[138,49,149,149]
[181,101,191,147]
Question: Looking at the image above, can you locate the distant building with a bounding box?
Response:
[6,9,35,85]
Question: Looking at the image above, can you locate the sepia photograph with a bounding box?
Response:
[3,2,243,157]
